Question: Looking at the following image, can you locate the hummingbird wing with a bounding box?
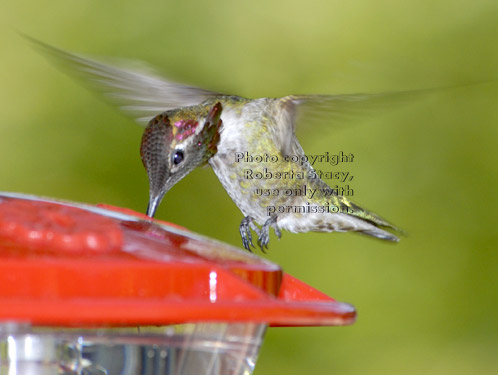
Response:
[27,37,222,125]
[285,82,478,135]
[272,88,435,159]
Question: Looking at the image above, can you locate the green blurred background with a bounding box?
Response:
[1,0,497,373]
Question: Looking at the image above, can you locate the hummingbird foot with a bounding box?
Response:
[258,215,281,252]
[239,216,259,252]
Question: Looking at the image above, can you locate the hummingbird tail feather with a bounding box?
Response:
[359,227,399,242]
[348,205,402,241]
[339,213,400,242]
[326,195,403,240]
[277,212,400,241]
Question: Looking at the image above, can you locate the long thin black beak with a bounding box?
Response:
[146,194,163,217]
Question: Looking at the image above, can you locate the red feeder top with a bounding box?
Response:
[0,193,356,327]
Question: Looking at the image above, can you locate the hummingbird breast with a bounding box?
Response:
[208,97,317,225]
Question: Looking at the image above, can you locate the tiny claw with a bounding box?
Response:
[257,215,279,252]
[243,231,253,252]
[239,216,255,252]
[257,238,268,253]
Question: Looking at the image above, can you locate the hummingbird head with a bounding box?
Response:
[140,102,223,217]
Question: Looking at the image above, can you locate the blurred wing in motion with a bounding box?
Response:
[286,81,479,135]
[26,36,222,125]
[27,36,491,132]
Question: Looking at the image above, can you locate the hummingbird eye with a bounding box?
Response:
[172,150,184,165]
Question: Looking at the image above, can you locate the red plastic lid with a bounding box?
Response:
[0,193,355,327]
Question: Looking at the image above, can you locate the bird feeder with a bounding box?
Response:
[0,192,355,375]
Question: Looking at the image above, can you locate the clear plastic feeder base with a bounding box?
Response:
[0,323,266,375]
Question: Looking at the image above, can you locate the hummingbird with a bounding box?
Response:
[30,38,407,251]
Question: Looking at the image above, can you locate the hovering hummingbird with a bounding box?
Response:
[31,39,410,250]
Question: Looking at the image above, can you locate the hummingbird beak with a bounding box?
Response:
[146,194,162,217]
[146,183,171,218]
